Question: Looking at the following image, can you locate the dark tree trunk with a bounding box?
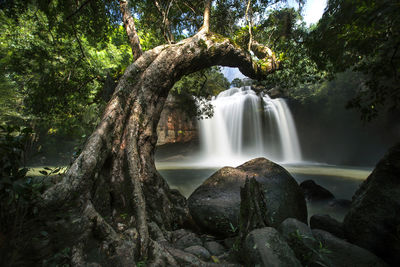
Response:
[38,31,278,266]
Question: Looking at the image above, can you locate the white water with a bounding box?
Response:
[198,86,302,165]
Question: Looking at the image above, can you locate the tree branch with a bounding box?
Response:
[202,0,212,32]
[245,0,253,51]
[66,0,93,21]
[154,0,175,44]
[119,0,143,61]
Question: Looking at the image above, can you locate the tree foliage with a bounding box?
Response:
[0,4,131,136]
[238,7,325,100]
[307,0,400,120]
[171,67,230,119]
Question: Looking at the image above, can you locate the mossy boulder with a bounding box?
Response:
[188,157,307,237]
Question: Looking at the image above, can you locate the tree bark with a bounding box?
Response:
[203,0,212,32]
[119,0,143,60]
[38,31,278,266]
[245,0,253,51]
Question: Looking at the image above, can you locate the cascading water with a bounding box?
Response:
[198,86,302,165]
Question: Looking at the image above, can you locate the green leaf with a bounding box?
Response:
[40,231,49,237]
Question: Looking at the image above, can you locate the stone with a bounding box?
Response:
[310,214,345,239]
[278,218,318,266]
[243,227,302,267]
[328,198,351,209]
[164,246,205,266]
[343,143,400,265]
[204,241,226,256]
[312,229,388,267]
[170,229,202,250]
[300,179,335,201]
[223,237,237,250]
[278,218,387,267]
[188,158,307,237]
[184,245,211,261]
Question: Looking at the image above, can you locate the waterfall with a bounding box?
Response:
[198,86,302,165]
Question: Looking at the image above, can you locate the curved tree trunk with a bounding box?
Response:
[38,31,278,266]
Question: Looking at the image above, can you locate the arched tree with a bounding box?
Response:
[22,0,298,265]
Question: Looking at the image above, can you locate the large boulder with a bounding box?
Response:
[243,227,302,267]
[343,143,400,265]
[188,158,307,237]
[300,180,335,201]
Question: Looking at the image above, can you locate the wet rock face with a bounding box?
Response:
[156,95,198,146]
[188,157,307,237]
[343,143,400,265]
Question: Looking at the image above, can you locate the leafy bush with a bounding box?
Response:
[0,125,45,264]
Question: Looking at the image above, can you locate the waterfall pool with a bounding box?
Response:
[157,86,372,223]
[156,162,372,222]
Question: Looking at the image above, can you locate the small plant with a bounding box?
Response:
[136,258,147,267]
[231,238,241,252]
[317,241,331,255]
[290,229,303,241]
[229,222,238,233]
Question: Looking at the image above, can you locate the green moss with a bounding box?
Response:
[209,45,217,54]
[197,39,208,50]
[256,58,273,74]
[139,112,144,126]
[210,33,228,43]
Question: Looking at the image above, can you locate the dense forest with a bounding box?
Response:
[0,0,399,266]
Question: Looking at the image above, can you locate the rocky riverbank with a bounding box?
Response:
[162,144,400,266]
